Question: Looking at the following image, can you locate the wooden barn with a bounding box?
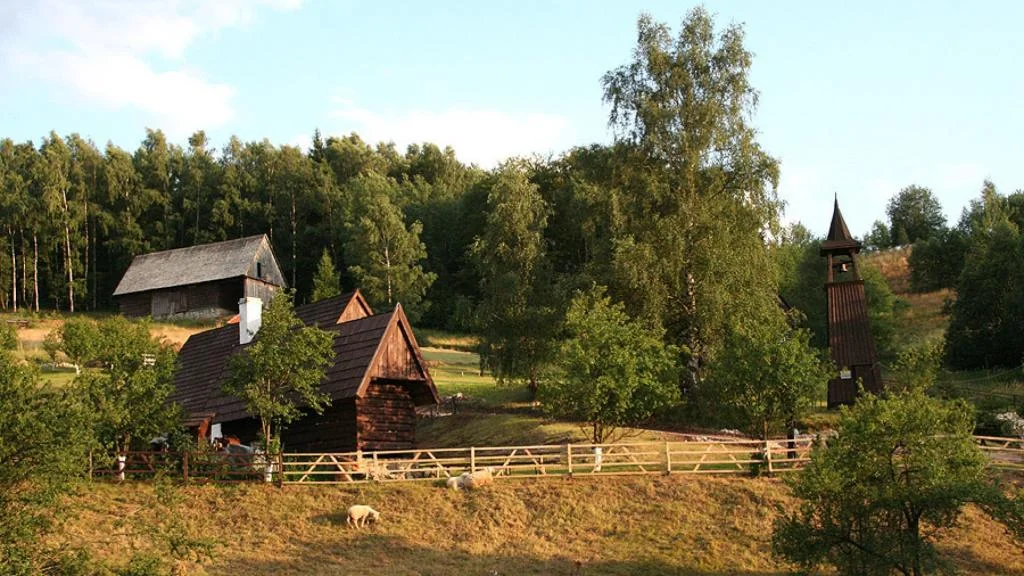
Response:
[113,235,285,319]
[170,290,439,452]
[821,198,883,408]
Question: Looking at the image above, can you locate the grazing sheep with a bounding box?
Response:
[446,472,471,491]
[346,505,380,528]
[462,467,496,490]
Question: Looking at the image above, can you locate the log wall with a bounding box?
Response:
[356,380,416,451]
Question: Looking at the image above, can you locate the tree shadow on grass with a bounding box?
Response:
[211,532,790,576]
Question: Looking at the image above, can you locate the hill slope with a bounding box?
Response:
[59,477,1023,575]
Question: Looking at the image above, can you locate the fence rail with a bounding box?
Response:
[91,435,1024,484]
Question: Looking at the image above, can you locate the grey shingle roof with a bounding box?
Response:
[113,235,283,296]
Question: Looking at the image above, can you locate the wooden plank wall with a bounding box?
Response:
[118,292,151,318]
[372,324,424,381]
[356,381,416,452]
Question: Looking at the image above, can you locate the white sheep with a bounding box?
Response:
[346,505,380,528]
[446,472,471,491]
[462,467,496,490]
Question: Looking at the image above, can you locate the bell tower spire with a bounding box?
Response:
[822,196,882,407]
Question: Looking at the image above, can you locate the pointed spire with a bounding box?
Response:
[820,195,862,254]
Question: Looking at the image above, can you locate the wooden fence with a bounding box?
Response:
[91,436,1024,484]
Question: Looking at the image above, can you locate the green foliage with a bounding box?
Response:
[45,316,101,369]
[703,310,830,439]
[540,287,679,443]
[888,339,944,394]
[75,317,179,453]
[310,248,341,302]
[344,173,436,321]
[0,322,15,350]
[886,185,947,245]
[773,391,1016,575]
[0,351,90,574]
[224,291,335,452]
[598,8,782,389]
[908,229,969,292]
[863,219,892,251]
[472,162,558,398]
[945,222,1024,370]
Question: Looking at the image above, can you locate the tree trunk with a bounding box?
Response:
[32,233,39,312]
[384,243,393,305]
[528,367,538,401]
[290,189,297,289]
[9,227,16,312]
[61,186,75,312]
[20,229,26,306]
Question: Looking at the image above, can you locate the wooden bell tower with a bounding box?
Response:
[821,196,882,408]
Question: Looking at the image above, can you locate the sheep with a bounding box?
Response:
[346,505,380,528]
[462,467,496,490]
[446,472,471,491]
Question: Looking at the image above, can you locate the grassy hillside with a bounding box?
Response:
[56,477,1024,575]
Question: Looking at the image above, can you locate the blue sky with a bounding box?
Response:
[2,1,1022,236]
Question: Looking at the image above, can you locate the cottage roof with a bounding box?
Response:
[170,292,437,424]
[820,198,862,255]
[113,235,284,297]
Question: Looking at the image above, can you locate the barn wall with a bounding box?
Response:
[118,293,151,318]
[243,277,282,303]
[218,400,358,453]
[138,279,243,319]
[356,380,416,452]
[283,400,358,453]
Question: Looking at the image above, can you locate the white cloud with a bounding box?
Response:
[1,0,302,136]
[328,97,575,167]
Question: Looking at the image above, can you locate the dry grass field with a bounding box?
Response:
[57,477,1024,576]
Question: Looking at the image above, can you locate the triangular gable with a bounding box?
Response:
[355,304,438,406]
[243,235,287,287]
[338,290,373,323]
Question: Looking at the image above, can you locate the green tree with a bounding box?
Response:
[908,229,969,292]
[77,317,179,453]
[0,322,15,350]
[889,339,945,395]
[311,248,341,302]
[46,316,101,373]
[944,222,1024,370]
[864,220,891,251]
[773,391,1021,575]
[224,292,335,453]
[703,311,830,439]
[540,287,679,443]
[472,162,558,398]
[601,9,782,391]
[0,351,90,574]
[886,185,947,245]
[345,173,436,321]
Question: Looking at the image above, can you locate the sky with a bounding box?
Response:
[2,0,1023,237]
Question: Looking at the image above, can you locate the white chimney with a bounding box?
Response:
[239,297,263,345]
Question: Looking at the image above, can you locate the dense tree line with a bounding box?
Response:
[0,130,475,324]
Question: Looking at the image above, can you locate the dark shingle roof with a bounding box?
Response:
[113,235,282,296]
[170,296,436,424]
[820,198,862,254]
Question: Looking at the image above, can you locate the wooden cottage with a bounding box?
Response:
[821,198,883,407]
[113,235,285,319]
[170,290,439,452]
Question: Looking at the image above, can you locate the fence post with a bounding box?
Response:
[665,441,672,475]
[470,447,476,473]
[765,440,773,475]
[566,444,573,477]
[183,451,189,483]
[276,452,284,487]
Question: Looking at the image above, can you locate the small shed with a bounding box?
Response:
[171,290,438,452]
[113,235,285,319]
